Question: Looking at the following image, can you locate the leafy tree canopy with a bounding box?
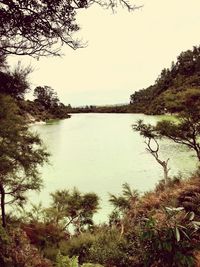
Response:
[0,61,32,99]
[133,105,200,165]
[130,46,200,114]
[45,188,99,233]
[0,0,139,57]
[34,86,60,109]
[0,94,49,227]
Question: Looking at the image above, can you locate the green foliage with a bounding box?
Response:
[33,86,70,120]
[5,175,200,267]
[0,227,52,266]
[0,94,49,178]
[22,221,68,251]
[0,0,136,57]
[56,252,104,267]
[109,183,139,212]
[60,228,131,266]
[67,104,130,114]
[0,61,31,99]
[60,232,95,264]
[0,0,81,57]
[109,183,139,232]
[0,93,49,227]
[88,228,131,267]
[0,225,11,266]
[132,119,157,139]
[133,120,171,181]
[164,87,200,113]
[156,110,200,161]
[130,45,200,114]
[81,264,103,267]
[138,207,199,266]
[56,252,79,267]
[46,188,99,233]
[34,86,59,110]
[18,99,70,122]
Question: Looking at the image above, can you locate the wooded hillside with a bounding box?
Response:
[130,46,200,114]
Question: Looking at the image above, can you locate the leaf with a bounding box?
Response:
[165,206,184,212]
[177,224,187,230]
[189,211,195,221]
[175,227,180,242]
[180,229,190,240]
[192,221,200,231]
[174,207,184,211]
[165,207,173,211]
[71,256,79,267]
[193,221,200,226]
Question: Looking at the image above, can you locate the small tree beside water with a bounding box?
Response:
[133,94,200,181]
[133,120,170,181]
[45,189,99,233]
[0,94,49,227]
[156,89,200,162]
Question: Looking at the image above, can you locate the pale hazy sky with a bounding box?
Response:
[7,0,200,106]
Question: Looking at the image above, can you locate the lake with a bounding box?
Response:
[30,113,197,222]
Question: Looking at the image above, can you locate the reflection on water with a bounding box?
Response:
[30,113,197,222]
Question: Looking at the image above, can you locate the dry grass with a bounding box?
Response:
[128,173,200,221]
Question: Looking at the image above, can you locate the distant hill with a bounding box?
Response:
[130,46,200,114]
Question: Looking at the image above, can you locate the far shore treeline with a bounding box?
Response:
[1,45,200,121]
[68,46,200,116]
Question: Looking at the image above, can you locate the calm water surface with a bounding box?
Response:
[30,113,197,222]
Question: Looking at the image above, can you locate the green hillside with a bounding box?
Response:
[130,46,200,114]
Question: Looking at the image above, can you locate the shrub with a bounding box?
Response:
[0,227,52,267]
[55,252,104,267]
[88,228,132,267]
[60,232,95,264]
[137,208,199,266]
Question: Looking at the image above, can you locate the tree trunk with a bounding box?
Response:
[163,164,169,182]
[0,184,6,228]
[120,222,124,238]
[196,150,200,162]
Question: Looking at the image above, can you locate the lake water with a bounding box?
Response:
[30,113,197,222]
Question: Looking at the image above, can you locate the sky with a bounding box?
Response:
[7,0,200,106]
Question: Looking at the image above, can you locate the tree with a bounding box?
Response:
[0,61,32,99]
[129,45,200,115]
[46,188,99,233]
[0,0,140,57]
[156,113,200,162]
[154,90,200,162]
[0,54,8,71]
[0,226,53,266]
[34,86,60,109]
[133,120,170,181]
[133,91,200,175]
[0,94,49,227]
[109,183,138,212]
[109,183,139,235]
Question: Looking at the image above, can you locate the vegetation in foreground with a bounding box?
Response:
[2,172,200,266]
[1,77,200,266]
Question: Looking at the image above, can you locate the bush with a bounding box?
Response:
[56,252,104,267]
[87,228,132,267]
[137,208,199,266]
[0,227,52,267]
[60,232,95,264]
